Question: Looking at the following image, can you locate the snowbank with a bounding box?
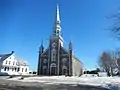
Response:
[7,76,120,89]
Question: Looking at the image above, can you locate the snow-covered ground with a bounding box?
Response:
[7,75,120,89]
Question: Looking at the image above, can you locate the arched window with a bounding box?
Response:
[62,58,67,64]
[52,49,56,54]
[62,65,67,70]
[52,43,56,48]
[51,49,56,61]
[43,59,47,63]
[50,63,56,67]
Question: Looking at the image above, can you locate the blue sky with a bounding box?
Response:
[0,0,120,70]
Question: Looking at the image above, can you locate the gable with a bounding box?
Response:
[0,54,12,62]
[60,46,69,55]
[41,48,49,56]
[73,56,83,66]
[0,51,14,62]
[5,54,16,61]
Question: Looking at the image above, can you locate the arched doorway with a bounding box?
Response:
[43,66,47,75]
[50,63,57,76]
[62,65,67,75]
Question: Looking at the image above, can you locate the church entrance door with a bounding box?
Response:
[51,67,56,75]
[62,66,68,76]
[62,69,67,75]
[50,63,57,76]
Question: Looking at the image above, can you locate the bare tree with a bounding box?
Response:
[107,9,120,75]
[109,10,120,39]
[113,50,120,75]
[98,51,117,76]
[116,58,120,75]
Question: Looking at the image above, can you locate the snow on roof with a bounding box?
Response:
[17,58,29,66]
[0,51,14,62]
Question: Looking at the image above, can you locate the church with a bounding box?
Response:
[37,5,83,76]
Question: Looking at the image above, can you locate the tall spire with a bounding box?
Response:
[57,4,60,23]
[69,40,73,50]
[53,4,61,36]
[39,40,44,54]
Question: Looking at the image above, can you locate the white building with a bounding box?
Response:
[0,51,29,75]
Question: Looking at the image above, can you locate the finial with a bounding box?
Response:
[69,40,73,50]
[39,40,44,53]
[39,40,43,48]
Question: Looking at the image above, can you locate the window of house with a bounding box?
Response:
[25,68,27,72]
[15,68,17,72]
[22,68,24,72]
[13,61,15,65]
[9,61,11,65]
[6,61,8,64]
[17,68,20,72]
[16,62,18,65]
[4,67,7,71]
[12,68,14,71]
[7,67,9,71]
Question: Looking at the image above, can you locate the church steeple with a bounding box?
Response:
[53,4,61,36]
[39,40,44,54]
[69,40,73,50]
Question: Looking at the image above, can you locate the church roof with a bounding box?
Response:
[17,59,29,66]
[0,51,14,62]
[73,55,83,65]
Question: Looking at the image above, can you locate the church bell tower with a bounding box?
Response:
[51,4,63,47]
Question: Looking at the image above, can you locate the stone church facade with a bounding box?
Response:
[37,5,83,76]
